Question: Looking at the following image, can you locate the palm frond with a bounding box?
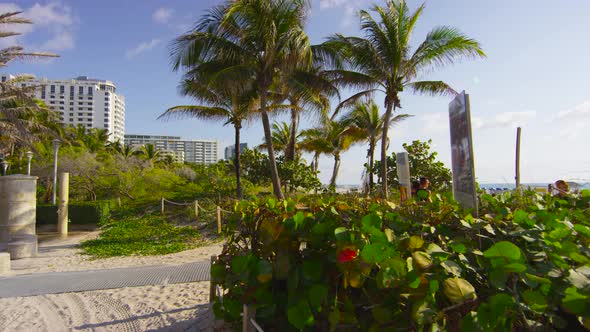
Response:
[406,80,457,97]
[157,105,230,122]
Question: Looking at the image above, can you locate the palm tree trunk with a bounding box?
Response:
[260,91,284,199]
[313,152,320,172]
[368,139,375,190]
[330,153,340,189]
[286,106,299,162]
[234,124,243,199]
[381,102,394,199]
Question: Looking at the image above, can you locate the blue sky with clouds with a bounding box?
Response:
[3,0,590,185]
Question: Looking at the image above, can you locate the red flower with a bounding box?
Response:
[338,248,357,263]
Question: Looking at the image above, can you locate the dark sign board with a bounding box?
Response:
[449,91,478,213]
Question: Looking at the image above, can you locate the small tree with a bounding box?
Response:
[373,139,452,192]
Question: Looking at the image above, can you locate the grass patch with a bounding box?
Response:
[80,214,201,258]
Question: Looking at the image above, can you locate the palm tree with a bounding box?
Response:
[344,101,412,191]
[258,121,293,157]
[301,119,364,189]
[140,144,160,166]
[283,66,338,162]
[0,12,59,156]
[0,97,60,156]
[0,12,58,67]
[300,127,331,173]
[171,0,312,199]
[318,0,485,198]
[158,80,255,199]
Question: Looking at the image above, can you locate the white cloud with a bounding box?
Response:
[153,7,174,24]
[475,111,537,129]
[0,2,76,51]
[317,0,367,28]
[40,31,74,51]
[421,112,449,134]
[26,3,74,26]
[556,101,590,121]
[125,38,162,59]
[319,0,349,9]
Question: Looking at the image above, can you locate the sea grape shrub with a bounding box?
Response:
[212,190,590,331]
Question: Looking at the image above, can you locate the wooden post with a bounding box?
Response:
[217,206,222,234]
[515,127,521,192]
[57,172,69,237]
[117,197,121,208]
[161,197,165,215]
[243,304,257,332]
[194,200,199,221]
[209,255,217,303]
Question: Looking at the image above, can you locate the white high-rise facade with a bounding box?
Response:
[124,134,219,164]
[1,74,126,142]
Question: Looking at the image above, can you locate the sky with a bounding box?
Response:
[2,0,590,185]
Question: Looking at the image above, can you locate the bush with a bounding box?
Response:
[212,190,590,331]
[36,200,112,225]
[80,213,201,257]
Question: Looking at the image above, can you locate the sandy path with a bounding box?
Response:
[8,231,223,276]
[0,282,214,332]
[1,230,228,331]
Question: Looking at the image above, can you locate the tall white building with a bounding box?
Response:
[125,134,219,164]
[1,74,126,142]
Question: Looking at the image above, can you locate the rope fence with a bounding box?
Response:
[160,197,233,234]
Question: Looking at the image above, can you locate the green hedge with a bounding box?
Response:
[36,200,111,225]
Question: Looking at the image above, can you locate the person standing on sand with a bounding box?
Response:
[416,177,432,203]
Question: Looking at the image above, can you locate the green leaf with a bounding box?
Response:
[223,297,243,320]
[408,236,424,250]
[211,263,226,283]
[287,300,315,329]
[362,213,382,232]
[334,227,350,242]
[412,299,435,324]
[293,211,305,229]
[567,268,590,292]
[371,306,393,324]
[450,242,467,254]
[231,255,251,274]
[256,260,273,283]
[574,224,590,237]
[522,290,548,312]
[489,269,509,288]
[525,273,552,285]
[330,206,339,215]
[307,284,328,309]
[548,228,572,241]
[562,287,589,315]
[267,198,276,209]
[407,271,422,289]
[384,228,395,242]
[426,243,445,254]
[514,209,534,227]
[302,259,323,282]
[378,257,407,288]
[441,260,463,276]
[361,243,396,264]
[503,263,527,273]
[484,241,522,261]
[443,277,477,303]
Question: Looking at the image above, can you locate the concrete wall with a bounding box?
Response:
[0,175,38,259]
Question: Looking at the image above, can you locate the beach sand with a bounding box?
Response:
[8,230,223,276]
[0,230,226,331]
